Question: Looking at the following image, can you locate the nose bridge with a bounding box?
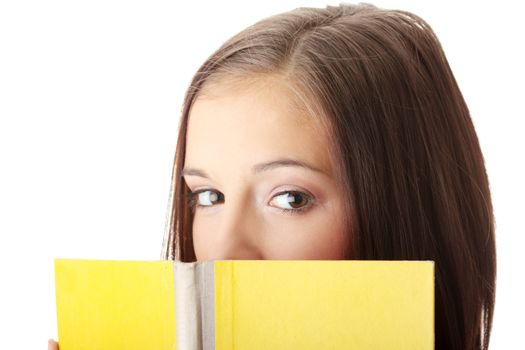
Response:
[209,189,263,260]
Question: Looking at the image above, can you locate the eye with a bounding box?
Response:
[269,190,315,215]
[187,189,224,212]
[186,188,315,216]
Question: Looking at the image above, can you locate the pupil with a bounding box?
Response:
[209,191,224,204]
[289,192,306,208]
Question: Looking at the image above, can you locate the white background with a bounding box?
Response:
[0,0,523,348]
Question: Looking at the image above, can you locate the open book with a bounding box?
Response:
[54,259,434,349]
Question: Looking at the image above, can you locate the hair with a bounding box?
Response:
[161,3,496,349]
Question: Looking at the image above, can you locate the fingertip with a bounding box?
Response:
[48,339,58,350]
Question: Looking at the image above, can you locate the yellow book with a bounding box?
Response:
[54,259,434,349]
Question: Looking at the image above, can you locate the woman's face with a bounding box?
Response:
[183,77,348,261]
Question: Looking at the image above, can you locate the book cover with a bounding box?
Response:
[54,259,434,349]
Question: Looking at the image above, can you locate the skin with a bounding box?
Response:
[46,76,349,348]
[183,76,349,260]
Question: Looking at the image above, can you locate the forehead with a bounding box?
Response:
[185,77,335,177]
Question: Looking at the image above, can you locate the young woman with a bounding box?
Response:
[49,2,496,349]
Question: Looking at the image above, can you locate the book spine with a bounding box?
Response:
[174,261,202,350]
[196,262,215,350]
[174,261,216,350]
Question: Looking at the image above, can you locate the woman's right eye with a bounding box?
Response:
[187,189,224,211]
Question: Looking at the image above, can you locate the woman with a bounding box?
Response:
[49,2,496,349]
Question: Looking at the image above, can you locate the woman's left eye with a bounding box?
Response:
[269,191,315,215]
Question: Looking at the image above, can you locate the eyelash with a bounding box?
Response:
[185,189,314,216]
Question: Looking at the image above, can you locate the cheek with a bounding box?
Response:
[262,204,348,259]
[189,200,349,261]
[191,216,209,260]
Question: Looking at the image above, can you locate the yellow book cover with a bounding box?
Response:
[54,259,434,350]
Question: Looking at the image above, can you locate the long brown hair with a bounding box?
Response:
[162,3,496,349]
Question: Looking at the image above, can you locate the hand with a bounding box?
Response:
[48,339,58,350]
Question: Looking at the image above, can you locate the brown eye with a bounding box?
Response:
[270,191,313,211]
[188,189,224,209]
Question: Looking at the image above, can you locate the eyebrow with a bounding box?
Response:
[181,158,328,179]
